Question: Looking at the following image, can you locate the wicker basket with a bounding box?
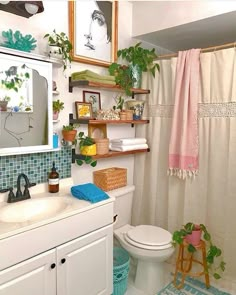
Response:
[94,138,109,155]
[93,167,127,191]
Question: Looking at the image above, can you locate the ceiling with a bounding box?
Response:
[134,10,236,53]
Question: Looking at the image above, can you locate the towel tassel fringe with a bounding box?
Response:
[167,168,198,180]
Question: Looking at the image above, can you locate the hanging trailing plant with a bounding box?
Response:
[75,132,97,167]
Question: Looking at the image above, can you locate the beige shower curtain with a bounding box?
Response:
[132,47,236,289]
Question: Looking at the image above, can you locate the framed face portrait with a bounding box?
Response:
[83,90,101,117]
[68,1,118,67]
[75,102,93,119]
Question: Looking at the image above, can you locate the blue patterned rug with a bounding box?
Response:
[158,276,231,295]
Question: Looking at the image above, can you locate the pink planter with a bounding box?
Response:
[53,111,59,120]
[185,227,202,246]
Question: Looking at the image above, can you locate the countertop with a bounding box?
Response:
[0,178,115,241]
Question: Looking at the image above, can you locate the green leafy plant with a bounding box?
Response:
[53,99,64,112]
[108,64,135,96]
[62,124,76,131]
[109,42,159,95]
[44,29,73,71]
[62,124,78,143]
[172,222,226,280]
[75,132,97,167]
[117,42,160,76]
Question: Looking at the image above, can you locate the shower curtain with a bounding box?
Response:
[132,47,236,288]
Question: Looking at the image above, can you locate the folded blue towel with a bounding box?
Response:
[71,183,109,203]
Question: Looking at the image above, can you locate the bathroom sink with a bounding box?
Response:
[0,197,71,223]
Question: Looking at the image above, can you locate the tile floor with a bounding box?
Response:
[125,262,235,295]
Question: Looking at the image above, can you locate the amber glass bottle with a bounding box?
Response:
[48,162,59,193]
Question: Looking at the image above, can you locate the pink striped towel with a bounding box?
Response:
[168,49,201,179]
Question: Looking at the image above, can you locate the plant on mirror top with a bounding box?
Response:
[172,222,226,280]
[44,29,73,71]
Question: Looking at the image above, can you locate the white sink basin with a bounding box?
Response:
[0,197,71,223]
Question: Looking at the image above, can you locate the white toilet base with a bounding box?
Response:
[135,260,164,295]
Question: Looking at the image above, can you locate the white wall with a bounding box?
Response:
[132,1,236,36]
[0,1,135,186]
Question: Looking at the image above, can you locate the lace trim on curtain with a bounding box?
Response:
[147,102,236,118]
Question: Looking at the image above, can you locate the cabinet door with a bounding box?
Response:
[0,249,56,295]
[57,225,113,295]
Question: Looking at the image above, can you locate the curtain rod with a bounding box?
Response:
[157,41,236,60]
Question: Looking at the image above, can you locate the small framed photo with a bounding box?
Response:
[83,90,101,117]
[75,102,93,119]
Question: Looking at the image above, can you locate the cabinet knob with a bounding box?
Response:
[61,258,66,264]
[51,263,56,269]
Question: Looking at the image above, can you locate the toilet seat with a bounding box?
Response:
[124,225,172,250]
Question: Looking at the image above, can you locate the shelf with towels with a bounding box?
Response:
[68,78,150,97]
[71,148,150,163]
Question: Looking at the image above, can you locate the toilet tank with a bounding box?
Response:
[107,185,135,229]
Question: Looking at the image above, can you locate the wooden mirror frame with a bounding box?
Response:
[68,1,118,67]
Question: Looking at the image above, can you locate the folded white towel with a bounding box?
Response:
[110,143,148,152]
[110,138,147,145]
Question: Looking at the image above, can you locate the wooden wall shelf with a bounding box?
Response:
[69,114,149,126]
[72,148,150,163]
[68,78,150,96]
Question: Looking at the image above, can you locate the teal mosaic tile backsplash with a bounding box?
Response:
[0,147,71,190]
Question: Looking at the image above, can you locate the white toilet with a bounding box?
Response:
[110,185,174,295]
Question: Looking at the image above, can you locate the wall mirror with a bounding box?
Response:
[0,51,53,155]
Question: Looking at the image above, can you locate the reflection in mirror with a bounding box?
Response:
[0,51,53,155]
[0,64,33,112]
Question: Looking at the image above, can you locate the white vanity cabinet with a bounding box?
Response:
[0,250,56,295]
[57,225,112,295]
[0,197,114,295]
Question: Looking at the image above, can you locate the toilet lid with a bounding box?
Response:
[125,225,172,250]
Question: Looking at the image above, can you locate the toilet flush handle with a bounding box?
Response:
[113,214,118,225]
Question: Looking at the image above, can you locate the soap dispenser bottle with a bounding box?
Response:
[48,161,59,193]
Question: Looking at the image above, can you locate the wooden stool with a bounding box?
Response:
[173,240,210,289]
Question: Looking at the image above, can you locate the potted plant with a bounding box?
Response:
[62,124,77,142]
[75,132,97,167]
[53,99,64,120]
[44,29,73,71]
[112,95,127,120]
[109,42,160,95]
[108,64,135,96]
[0,95,11,111]
[172,222,226,279]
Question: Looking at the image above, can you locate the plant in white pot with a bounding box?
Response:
[44,29,72,71]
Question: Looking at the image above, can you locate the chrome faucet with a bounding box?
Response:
[0,173,36,203]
